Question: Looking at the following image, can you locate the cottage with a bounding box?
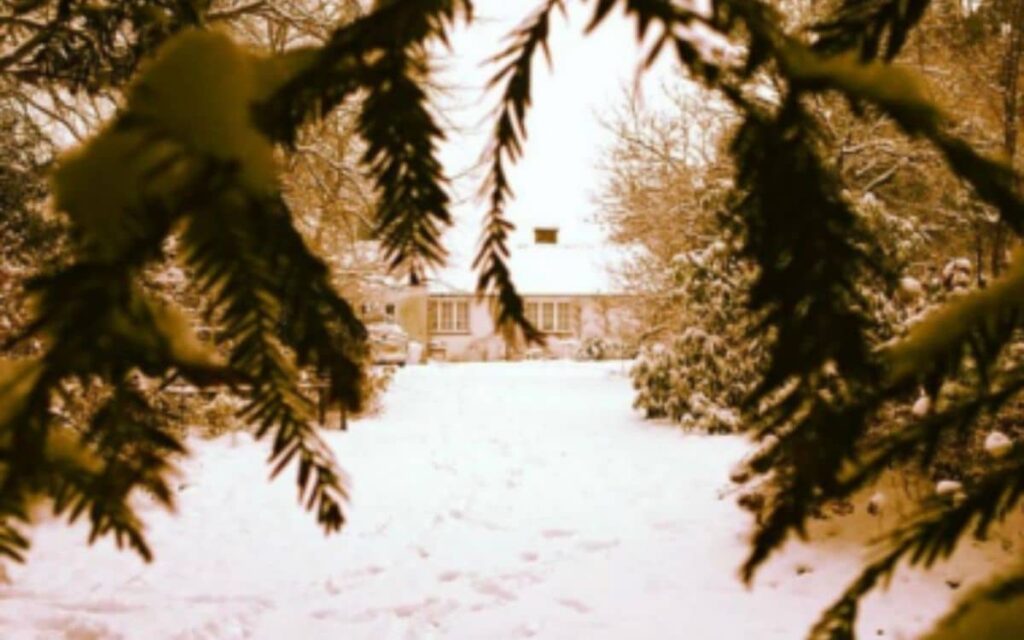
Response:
[420,228,637,361]
[339,229,637,362]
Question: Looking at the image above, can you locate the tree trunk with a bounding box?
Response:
[994,0,1024,277]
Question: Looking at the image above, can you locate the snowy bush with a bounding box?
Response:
[631,333,743,432]
[626,222,977,437]
[630,241,762,433]
[180,391,247,438]
[574,337,637,361]
[357,364,396,417]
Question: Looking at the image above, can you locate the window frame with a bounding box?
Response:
[523,297,575,335]
[429,297,471,334]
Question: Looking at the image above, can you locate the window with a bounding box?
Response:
[556,302,571,332]
[534,227,559,244]
[523,299,574,334]
[429,299,470,333]
[541,302,555,332]
[385,303,396,319]
[525,302,539,327]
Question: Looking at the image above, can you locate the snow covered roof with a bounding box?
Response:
[427,243,635,296]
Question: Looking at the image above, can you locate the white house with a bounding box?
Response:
[422,227,638,361]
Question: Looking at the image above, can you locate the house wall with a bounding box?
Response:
[425,294,638,362]
[579,295,639,342]
[392,285,429,345]
[428,298,508,362]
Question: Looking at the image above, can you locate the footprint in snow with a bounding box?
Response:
[499,571,544,589]
[350,564,387,577]
[541,529,575,539]
[651,520,688,533]
[520,551,539,563]
[577,539,619,552]
[324,578,342,595]
[345,608,379,623]
[393,598,438,618]
[473,579,517,602]
[437,570,462,583]
[558,598,591,614]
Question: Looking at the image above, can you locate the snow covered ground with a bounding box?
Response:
[0,362,1017,639]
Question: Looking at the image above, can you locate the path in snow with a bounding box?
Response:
[0,362,1015,639]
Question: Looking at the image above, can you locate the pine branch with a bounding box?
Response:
[0,28,373,562]
[256,196,367,411]
[255,2,471,283]
[731,98,886,403]
[473,0,565,342]
[727,97,892,582]
[741,398,876,581]
[810,0,932,61]
[925,567,1024,638]
[255,0,472,145]
[882,251,1024,389]
[809,455,1024,640]
[588,0,703,38]
[49,386,184,562]
[779,43,1024,233]
[683,4,1024,593]
[0,256,225,563]
[181,193,352,533]
[359,48,452,283]
[0,518,29,563]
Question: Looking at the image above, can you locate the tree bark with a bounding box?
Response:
[994,0,1024,277]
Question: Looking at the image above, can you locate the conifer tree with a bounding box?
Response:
[3,1,1024,637]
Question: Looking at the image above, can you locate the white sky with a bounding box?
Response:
[434,2,679,264]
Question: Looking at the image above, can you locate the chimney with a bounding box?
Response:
[533,227,559,245]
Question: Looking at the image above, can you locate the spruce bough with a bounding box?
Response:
[2,1,1024,637]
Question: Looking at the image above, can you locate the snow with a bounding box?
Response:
[984,430,1014,459]
[912,393,931,417]
[427,244,638,296]
[935,480,964,498]
[899,276,924,300]
[0,362,1016,639]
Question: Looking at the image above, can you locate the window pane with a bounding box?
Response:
[456,301,469,332]
[428,301,438,332]
[441,300,453,331]
[534,228,558,244]
[525,302,538,327]
[542,302,555,332]
[556,302,571,332]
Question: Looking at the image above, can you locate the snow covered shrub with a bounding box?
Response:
[631,334,742,432]
[355,364,395,417]
[186,392,247,438]
[630,241,763,433]
[575,336,637,361]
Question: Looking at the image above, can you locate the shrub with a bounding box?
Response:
[629,241,763,433]
[575,336,637,361]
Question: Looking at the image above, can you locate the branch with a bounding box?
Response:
[206,1,268,23]
[474,0,565,343]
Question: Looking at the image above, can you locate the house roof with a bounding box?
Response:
[426,242,636,296]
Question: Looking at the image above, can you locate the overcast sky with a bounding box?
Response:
[434,2,678,264]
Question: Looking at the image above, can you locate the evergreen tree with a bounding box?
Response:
[3,1,1024,637]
